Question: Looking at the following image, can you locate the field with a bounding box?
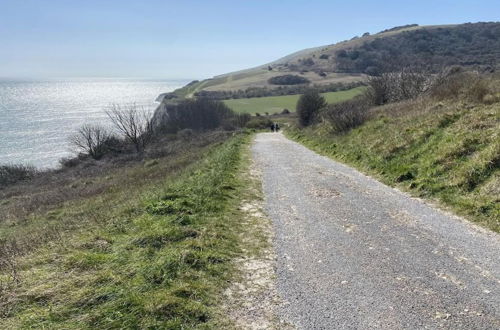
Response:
[223,87,365,114]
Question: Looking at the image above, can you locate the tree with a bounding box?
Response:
[106,104,155,153]
[71,124,110,159]
[156,98,234,133]
[296,90,326,126]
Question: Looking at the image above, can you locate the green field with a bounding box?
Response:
[223,87,365,114]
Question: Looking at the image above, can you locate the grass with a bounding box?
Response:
[0,132,255,328]
[223,87,365,114]
[287,98,500,232]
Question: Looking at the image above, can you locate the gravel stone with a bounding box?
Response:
[252,133,500,330]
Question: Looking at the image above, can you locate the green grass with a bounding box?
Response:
[287,99,500,232]
[0,133,255,328]
[223,87,365,114]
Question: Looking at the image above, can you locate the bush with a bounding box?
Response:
[281,109,291,115]
[0,164,37,186]
[156,98,235,133]
[268,75,310,85]
[430,70,494,103]
[177,129,194,140]
[59,157,81,168]
[301,58,315,66]
[71,124,111,159]
[322,96,371,133]
[366,67,431,105]
[106,104,156,153]
[297,90,326,127]
[245,117,273,130]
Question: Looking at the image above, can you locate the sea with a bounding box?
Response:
[0,78,187,169]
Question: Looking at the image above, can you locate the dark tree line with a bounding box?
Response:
[268,74,310,85]
[194,81,365,100]
[335,22,500,75]
[155,98,249,133]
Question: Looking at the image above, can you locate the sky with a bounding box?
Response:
[0,0,499,80]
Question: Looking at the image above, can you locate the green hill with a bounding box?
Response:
[164,22,500,100]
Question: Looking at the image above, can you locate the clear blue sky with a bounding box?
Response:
[0,0,498,79]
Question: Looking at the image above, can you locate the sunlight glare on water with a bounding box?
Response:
[0,78,186,168]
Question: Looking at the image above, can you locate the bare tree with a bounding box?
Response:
[106,104,155,153]
[71,124,110,159]
[367,65,432,105]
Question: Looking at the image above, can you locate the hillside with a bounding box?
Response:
[0,132,267,328]
[164,22,500,99]
[286,74,500,231]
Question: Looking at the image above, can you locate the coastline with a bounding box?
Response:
[0,79,187,169]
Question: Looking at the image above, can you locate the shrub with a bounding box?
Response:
[59,157,81,168]
[322,96,371,133]
[430,70,494,103]
[177,129,194,140]
[71,124,111,159]
[156,98,234,133]
[0,164,37,186]
[268,75,310,85]
[106,104,156,153]
[301,58,315,66]
[366,67,431,105]
[296,90,327,127]
[281,109,291,115]
[245,117,273,130]
[319,54,329,60]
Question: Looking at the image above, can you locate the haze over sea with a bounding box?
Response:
[0,78,187,169]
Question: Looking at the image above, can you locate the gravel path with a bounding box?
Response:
[252,133,500,329]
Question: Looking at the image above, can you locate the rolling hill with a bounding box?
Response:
[162,22,500,100]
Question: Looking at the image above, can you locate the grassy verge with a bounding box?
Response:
[286,99,499,232]
[223,87,365,114]
[1,133,253,328]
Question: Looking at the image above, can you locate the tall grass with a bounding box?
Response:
[287,75,500,232]
[0,133,251,328]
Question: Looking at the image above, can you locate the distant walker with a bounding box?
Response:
[270,122,280,132]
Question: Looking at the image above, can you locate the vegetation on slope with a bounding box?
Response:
[335,22,500,74]
[287,74,500,232]
[0,132,254,328]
